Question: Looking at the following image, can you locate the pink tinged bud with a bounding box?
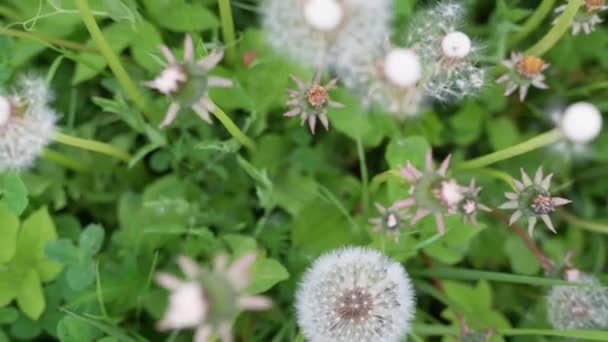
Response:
[239,295,273,310]
[183,34,194,61]
[208,76,234,88]
[194,325,213,342]
[159,102,181,129]
[434,213,446,235]
[199,50,225,70]
[177,256,200,278]
[228,253,257,290]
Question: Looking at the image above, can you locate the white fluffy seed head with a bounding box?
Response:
[0,96,10,127]
[441,31,472,59]
[560,102,603,144]
[296,247,415,342]
[303,0,344,32]
[383,48,422,88]
[0,77,56,171]
[546,273,608,330]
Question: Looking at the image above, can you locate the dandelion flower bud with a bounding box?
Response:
[296,247,415,342]
[441,31,472,59]
[546,272,608,330]
[560,102,603,144]
[303,0,344,32]
[383,48,422,87]
[0,76,56,171]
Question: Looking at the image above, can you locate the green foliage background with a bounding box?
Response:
[0,0,607,341]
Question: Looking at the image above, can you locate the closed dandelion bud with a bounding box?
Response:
[458,179,491,226]
[496,52,549,102]
[262,0,390,69]
[398,150,464,234]
[369,202,411,242]
[296,247,415,342]
[560,102,603,144]
[554,0,607,35]
[547,271,608,330]
[144,35,233,128]
[0,76,56,171]
[499,167,571,235]
[156,254,271,341]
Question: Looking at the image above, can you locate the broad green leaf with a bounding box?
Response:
[0,307,18,324]
[0,205,19,264]
[449,102,486,145]
[223,234,257,258]
[66,259,96,291]
[72,22,137,84]
[57,315,101,342]
[0,268,19,306]
[16,270,45,320]
[15,207,63,282]
[142,0,219,32]
[44,239,80,265]
[423,217,483,264]
[79,224,105,256]
[247,258,289,294]
[385,135,430,169]
[504,234,540,275]
[102,0,139,23]
[486,117,520,150]
[130,20,164,72]
[1,172,28,215]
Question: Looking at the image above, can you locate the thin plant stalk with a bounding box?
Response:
[557,210,608,234]
[454,129,563,170]
[211,107,256,150]
[356,137,370,213]
[54,132,131,162]
[510,0,557,46]
[0,27,99,53]
[526,0,582,56]
[74,0,150,118]
[42,148,90,172]
[218,0,237,64]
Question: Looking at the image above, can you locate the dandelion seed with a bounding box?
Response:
[547,269,608,330]
[156,253,272,341]
[284,73,343,134]
[296,247,415,342]
[496,52,549,102]
[554,0,607,35]
[0,76,56,171]
[499,167,571,235]
[145,34,233,128]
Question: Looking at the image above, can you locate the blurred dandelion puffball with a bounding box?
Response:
[304,0,344,31]
[296,247,415,342]
[384,49,422,87]
[0,96,10,127]
[560,102,603,144]
[441,31,472,59]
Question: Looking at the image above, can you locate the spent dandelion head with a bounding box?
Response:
[458,179,491,226]
[284,72,343,134]
[496,52,549,102]
[559,102,603,144]
[155,253,272,342]
[0,76,56,171]
[145,34,233,128]
[499,167,571,235]
[369,201,411,242]
[296,247,415,342]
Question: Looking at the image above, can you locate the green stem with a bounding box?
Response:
[510,0,557,46]
[218,0,237,64]
[42,148,90,172]
[557,210,608,234]
[370,170,402,193]
[567,81,608,96]
[356,137,369,213]
[454,129,563,170]
[0,27,99,53]
[54,132,131,162]
[211,107,256,150]
[74,0,150,118]
[525,0,582,56]
[414,324,608,340]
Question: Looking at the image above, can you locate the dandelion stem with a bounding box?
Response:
[218,0,237,64]
[356,137,370,214]
[454,129,563,170]
[211,107,256,150]
[557,210,608,234]
[74,0,151,118]
[0,27,100,53]
[54,132,131,162]
[510,0,557,46]
[41,148,90,172]
[525,0,582,56]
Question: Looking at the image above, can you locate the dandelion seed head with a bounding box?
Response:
[441,31,472,59]
[0,76,56,171]
[303,0,344,32]
[547,273,608,330]
[383,48,422,88]
[296,247,415,342]
[560,102,603,144]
